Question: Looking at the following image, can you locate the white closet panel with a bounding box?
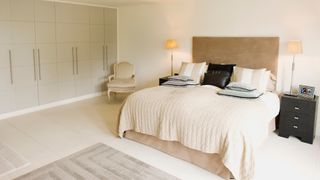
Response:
[35,22,56,43]
[56,43,74,62]
[90,25,105,43]
[11,44,35,67]
[55,3,89,23]
[75,43,90,61]
[0,87,15,113]
[75,77,92,95]
[12,66,37,87]
[38,83,59,104]
[104,8,117,25]
[35,0,55,22]
[0,45,11,68]
[0,68,12,87]
[56,23,77,43]
[90,43,105,92]
[0,0,11,20]
[0,22,12,44]
[11,22,35,44]
[90,7,104,25]
[11,0,35,21]
[13,84,38,109]
[91,60,105,92]
[73,24,90,43]
[57,62,74,82]
[58,80,75,100]
[36,44,56,64]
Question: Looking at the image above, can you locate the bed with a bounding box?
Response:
[118,37,280,180]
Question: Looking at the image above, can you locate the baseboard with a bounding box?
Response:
[0,92,104,121]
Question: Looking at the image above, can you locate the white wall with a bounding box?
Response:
[118,0,320,135]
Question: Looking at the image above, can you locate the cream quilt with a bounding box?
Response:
[118,86,279,180]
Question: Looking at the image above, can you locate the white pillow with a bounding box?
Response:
[179,62,194,76]
[179,62,206,83]
[233,66,269,92]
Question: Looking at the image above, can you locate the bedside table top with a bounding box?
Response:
[159,76,170,80]
[282,94,318,102]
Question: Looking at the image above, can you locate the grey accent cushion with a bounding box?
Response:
[162,80,198,87]
[218,89,263,99]
[226,82,256,92]
[168,75,193,82]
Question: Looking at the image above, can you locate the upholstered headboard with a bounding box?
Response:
[192,37,280,75]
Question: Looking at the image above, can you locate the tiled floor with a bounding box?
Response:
[0,96,319,180]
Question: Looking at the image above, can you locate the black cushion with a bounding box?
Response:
[207,64,236,75]
[202,71,231,89]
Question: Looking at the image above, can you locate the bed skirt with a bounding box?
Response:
[124,130,232,179]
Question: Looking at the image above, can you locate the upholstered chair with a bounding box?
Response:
[107,62,136,100]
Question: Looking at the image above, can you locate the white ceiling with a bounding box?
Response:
[51,0,161,7]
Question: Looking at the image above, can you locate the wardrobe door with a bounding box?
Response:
[90,7,106,92]
[0,45,15,113]
[11,18,38,109]
[36,43,59,104]
[104,8,117,76]
[11,44,38,109]
[56,43,76,100]
[91,43,106,92]
[56,12,77,99]
[74,42,93,96]
[35,0,59,105]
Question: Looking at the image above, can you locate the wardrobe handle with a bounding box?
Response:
[9,50,13,84]
[75,47,79,74]
[72,47,75,75]
[33,49,37,81]
[105,45,108,72]
[102,45,105,71]
[37,49,41,80]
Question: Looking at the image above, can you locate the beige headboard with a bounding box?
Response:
[192,37,279,75]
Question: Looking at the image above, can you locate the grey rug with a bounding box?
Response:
[0,142,29,177]
[16,143,179,180]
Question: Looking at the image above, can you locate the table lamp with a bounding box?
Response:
[165,39,178,76]
[287,40,303,95]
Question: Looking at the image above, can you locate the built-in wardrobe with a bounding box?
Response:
[0,0,117,114]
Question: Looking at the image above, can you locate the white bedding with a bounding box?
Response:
[118,85,280,180]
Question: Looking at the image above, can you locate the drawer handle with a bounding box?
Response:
[294,116,299,120]
[293,125,298,129]
[294,107,300,110]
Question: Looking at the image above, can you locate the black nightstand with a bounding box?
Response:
[278,95,318,144]
[159,76,169,85]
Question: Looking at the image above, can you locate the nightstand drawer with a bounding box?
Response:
[281,98,314,114]
[283,115,312,133]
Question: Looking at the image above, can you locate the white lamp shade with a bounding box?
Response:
[287,40,303,54]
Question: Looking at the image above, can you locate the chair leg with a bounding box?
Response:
[107,90,111,100]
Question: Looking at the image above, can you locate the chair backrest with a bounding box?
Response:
[114,62,135,79]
